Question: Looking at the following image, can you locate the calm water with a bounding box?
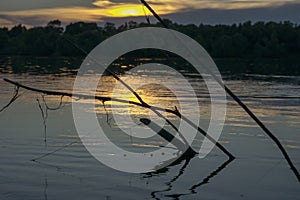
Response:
[0,57,299,199]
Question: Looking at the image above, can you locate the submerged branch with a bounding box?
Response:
[3,78,234,159]
[149,157,234,199]
[31,141,79,161]
[140,0,299,182]
[37,98,48,144]
[0,85,21,112]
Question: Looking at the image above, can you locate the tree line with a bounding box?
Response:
[0,19,300,58]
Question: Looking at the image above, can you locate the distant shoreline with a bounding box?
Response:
[0,55,299,76]
[0,19,300,59]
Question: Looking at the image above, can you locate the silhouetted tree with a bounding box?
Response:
[47,19,63,33]
[0,19,299,59]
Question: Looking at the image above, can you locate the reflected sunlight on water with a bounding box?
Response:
[0,58,300,200]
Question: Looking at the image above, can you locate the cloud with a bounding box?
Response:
[0,0,299,28]
[0,7,107,28]
[163,2,300,25]
[0,17,17,28]
[144,0,300,10]
[0,0,96,11]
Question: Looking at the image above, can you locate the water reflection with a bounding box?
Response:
[0,56,300,199]
[147,157,234,199]
[34,140,234,200]
[0,56,82,75]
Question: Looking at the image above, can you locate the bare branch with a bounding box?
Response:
[3,78,234,159]
[0,85,21,112]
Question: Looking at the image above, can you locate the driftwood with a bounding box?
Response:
[140,0,300,182]
[140,118,197,157]
[2,78,234,160]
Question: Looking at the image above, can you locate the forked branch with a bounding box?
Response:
[2,78,234,159]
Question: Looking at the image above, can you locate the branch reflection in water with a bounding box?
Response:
[145,156,234,199]
[34,142,233,200]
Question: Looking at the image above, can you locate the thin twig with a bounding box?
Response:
[0,86,21,112]
[31,140,79,161]
[37,98,48,145]
[42,95,65,110]
[102,100,113,127]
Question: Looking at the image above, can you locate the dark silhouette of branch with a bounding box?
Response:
[224,86,300,181]
[140,0,299,182]
[62,36,191,149]
[36,95,65,145]
[0,85,20,112]
[150,158,192,200]
[31,141,79,161]
[189,157,234,193]
[140,118,190,153]
[37,98,48,144]
[3,78,234,159]
[148,157,234,199]
[44,173,48,200]
[62,30,232,158]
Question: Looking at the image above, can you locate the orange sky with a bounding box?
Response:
[0,0,299,27]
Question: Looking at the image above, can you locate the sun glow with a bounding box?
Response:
[109,5,151,17]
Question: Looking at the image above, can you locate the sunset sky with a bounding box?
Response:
[0,0,299,28]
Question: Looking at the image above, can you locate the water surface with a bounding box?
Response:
[0,57,299,199]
